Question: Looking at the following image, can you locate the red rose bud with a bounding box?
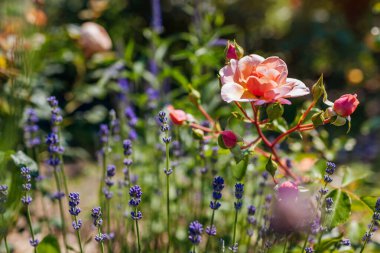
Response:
[226,41,238,60]
[333,94,359,117]
[168,105,187,125]
[218,130,238,149]
[278,181,298,201]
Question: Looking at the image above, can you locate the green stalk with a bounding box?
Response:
[107,198,111,251]
[98,227,105,253]
[3,232,10,253]
[165,139,171,253]
[282,235,288,253]
[52,167,68,253]
[73,216,84,253]
[135,207,141,253]
[26,205,38,253]
[205,209,215,252]
[301,231,310,253]
[232,208,239,247]
[360,221,375,253]
[99,151,107,209]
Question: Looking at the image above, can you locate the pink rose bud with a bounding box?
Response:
[278,181,298,200]
[219,130,238,149]
[79,22,112,58]
[226,41,238,60]
[168,105,187,125]
[333,94,359,117]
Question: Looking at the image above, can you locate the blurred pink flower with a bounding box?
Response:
[168,105,187,125]
[79,22,112,57]
[219,130,238,149]
[219,55,309,105]
[278,181,298,200]
[333,94,359,117]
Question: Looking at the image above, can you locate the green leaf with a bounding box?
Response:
[230,145,245,163]
[325,189,351,228]
[233,155,249,181]
[37,235,61,253]
[311,74,327,102]
[340,164,371,187]
[265,155,277,178]
[311,111,324,128]
[315,235,342,252]
[11,151,38,172]
[360,196,378,211]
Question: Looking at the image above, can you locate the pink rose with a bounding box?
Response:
[278,181,298,200]
[168,105,187,125]
[333,94,359,117]
[219,54,309,105]
[79,22,112,58]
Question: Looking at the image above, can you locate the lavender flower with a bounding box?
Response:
[24,108,41,148]
[91,207,103,227]
[29,238,39,247]
[129,185,142,220]
[209,176,224,210]
[325,197,334,213]
[68,192,81,217]
[341,238,350,246]
[47,96,62,128]
[188,220,203,245]
[20,166,32,205]
[305,247,314,253]
[234,183,244,210]
[0,185,8,214]
[247,205,256,237]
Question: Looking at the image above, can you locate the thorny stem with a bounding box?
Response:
[197,104,215,126]
[189,123,214,133]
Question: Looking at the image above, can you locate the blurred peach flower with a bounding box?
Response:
[79,22,112,58]
[167,105,187,125]
[333,94,359,117]
[25,8,47,27]
[219,54,309,105]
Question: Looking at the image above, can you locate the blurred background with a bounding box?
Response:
[1,0,380,251]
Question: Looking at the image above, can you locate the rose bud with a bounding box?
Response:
[333,94,359,117]
[225,40,244,61]
[167,105,187,125]
[277,181,298,201]
[218,130,238,149]
[79,22,112,58]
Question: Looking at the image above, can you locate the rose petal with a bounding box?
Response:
[221,82,246,103]
[257,56,288,83]
[283,78,310,98]
[219,59,238,84]
[237,54,264,82]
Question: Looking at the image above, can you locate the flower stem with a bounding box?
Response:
[165,140,171,253]
[301,231,310,253]
[107,198,111,251]
[360,220,375,253]
[98,227,105,253]
[232,208,239,246]
[52,167,68,253]
[99,151,107,209]
[205,209,216,252]
[3,233,9,253]
[26,205,38,253]
[282,235,288,253]
[135,207,141,253]
[73,216,84,253]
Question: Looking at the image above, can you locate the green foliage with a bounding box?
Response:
[325,189,352,229]
[37,235,61,253]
